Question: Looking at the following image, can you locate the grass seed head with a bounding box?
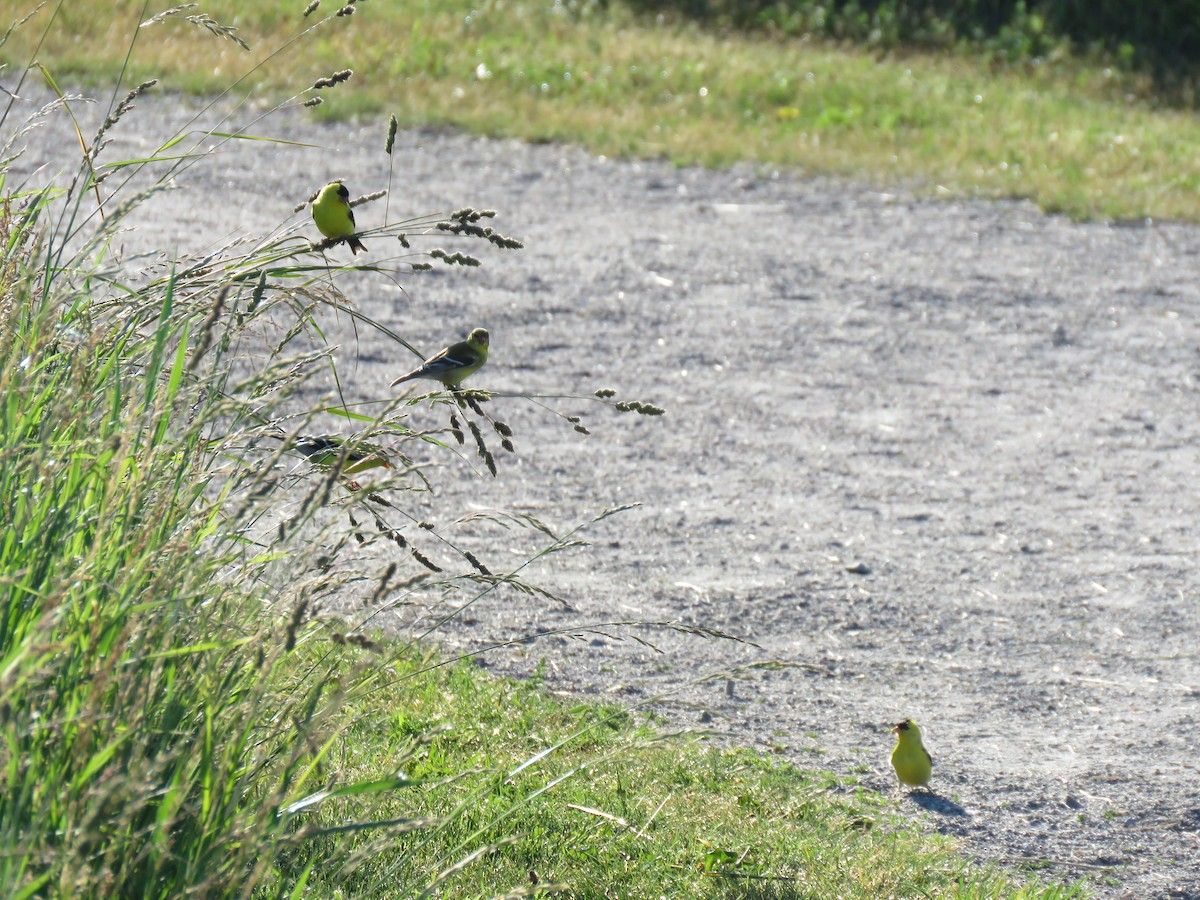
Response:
[188,284,230,371]
[467,420,487,455]
[348,189,385,208]
[463,551,491,575]
[369,562,399,607]
[385,114,399,154]
[139,5,199,28]
[187,14,250,49]
[285,598,310,651]
[410,548,443,572]
[613,399,665,415]
[91,80,158,159]
[249,271,267,311]
[313,69,353,89]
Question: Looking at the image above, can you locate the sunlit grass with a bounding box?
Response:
[278,646,1087,899]
[4,0,1199,219]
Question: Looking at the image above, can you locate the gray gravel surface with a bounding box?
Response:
[13,93,1200,897]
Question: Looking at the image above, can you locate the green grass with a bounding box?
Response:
[271,646,1086,898]
[3,0,1200,219]
[0,3,1094,897]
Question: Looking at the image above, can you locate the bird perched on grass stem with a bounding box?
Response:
[391,328,489,389]
[290,434,392,475]
[890,719,933,790]
[312,181,366,254]
[268,431,393,492]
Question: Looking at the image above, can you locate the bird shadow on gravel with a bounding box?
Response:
[909,791,969,818]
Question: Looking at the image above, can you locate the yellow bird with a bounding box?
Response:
[312,181,366,254]
[391,328,489,389]
[264,431,392,492]
[291,434,392,475]
[890,719,933,790]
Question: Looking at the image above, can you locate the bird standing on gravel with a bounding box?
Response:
[312,181,367,254]
[890,719,933,790]
[391,328,489,389]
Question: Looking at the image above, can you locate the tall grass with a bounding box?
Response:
[2,181,295,894]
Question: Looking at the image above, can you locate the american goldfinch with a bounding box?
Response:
[292,434,392,475]
[267,431,392,475]
[890,719,933,789]
[391,328,489,388]
[312,181,366,254]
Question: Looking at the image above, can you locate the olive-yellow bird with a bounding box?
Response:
[312,181,366,254]
[890,719,933,789]
[292,434,392,475]
[391,328,489,388]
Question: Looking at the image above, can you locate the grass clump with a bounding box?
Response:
[0,187,303,894]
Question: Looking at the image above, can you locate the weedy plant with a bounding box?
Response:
[0,2,674,898]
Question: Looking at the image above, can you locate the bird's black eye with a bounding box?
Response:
[895,721,909,731]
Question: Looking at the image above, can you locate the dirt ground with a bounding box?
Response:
[14,93,1200,897]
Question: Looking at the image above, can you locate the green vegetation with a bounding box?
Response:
[271,649,1090,898]
[622,0,1200,80]
[1,3,1092,897]
[3,0,1200,220]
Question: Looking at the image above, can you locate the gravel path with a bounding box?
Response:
[14,94,1200,898]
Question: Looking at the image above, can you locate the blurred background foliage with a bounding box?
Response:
[618,0,1200,88]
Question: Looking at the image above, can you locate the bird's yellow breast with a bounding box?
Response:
[312,187,355,241]
[891,738,933,787]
